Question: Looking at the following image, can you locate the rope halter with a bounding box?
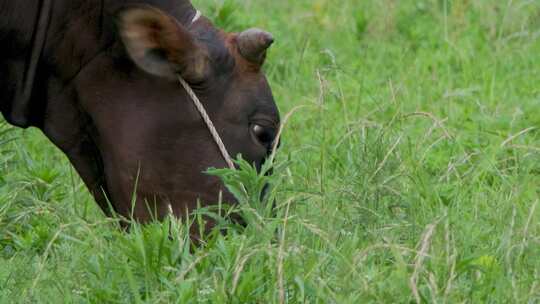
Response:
[177,10,235,170]
[177,75,235,169]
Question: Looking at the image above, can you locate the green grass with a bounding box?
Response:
[1,0,540,302]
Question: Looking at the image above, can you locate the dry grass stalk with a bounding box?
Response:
[410,220,440,304]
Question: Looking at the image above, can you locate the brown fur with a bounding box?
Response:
[0,0,279,232]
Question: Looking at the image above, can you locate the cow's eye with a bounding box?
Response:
[251,123,276,148]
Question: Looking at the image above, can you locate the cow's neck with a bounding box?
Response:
[46,0,198,90]
[0,0,52,127]
[0,0,197,128]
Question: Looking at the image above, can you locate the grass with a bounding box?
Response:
[1,0,539,302]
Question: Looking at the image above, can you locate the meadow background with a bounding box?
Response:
[1,0,539,302]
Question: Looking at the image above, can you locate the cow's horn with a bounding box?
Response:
[237,28,274,65]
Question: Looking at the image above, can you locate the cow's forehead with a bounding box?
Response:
[184,22,234,75]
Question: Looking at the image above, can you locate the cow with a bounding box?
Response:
[0,0,280,233]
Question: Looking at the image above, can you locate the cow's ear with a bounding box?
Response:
[117,5,209,81]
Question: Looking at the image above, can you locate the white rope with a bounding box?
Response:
[177,75,236,169]
[191,10,202,24]
[180,10,234,170]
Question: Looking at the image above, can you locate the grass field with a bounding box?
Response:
[1,0,540,302]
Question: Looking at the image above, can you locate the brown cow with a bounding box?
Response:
[0,0,280,230]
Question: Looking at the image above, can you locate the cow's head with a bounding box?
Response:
[67,4,279,224]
